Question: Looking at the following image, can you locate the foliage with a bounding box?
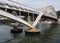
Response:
[56,11,60,18]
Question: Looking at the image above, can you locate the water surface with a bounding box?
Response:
[0,22,60,43]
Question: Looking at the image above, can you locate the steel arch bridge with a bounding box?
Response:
[0,0,58,28]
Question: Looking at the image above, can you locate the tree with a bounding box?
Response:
[56,11,60,18]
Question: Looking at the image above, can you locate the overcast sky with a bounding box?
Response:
[12,0,60,11]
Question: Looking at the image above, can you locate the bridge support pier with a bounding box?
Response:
[10,25,23,34]
[25,28,41,35]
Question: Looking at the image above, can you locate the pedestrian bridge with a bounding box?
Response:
[0,0,58,29]
[0,6,58,28]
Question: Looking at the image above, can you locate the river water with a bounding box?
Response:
[0,22,60,43]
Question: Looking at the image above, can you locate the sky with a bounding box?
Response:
[12,0,60,11]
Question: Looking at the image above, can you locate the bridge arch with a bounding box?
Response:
[32,6,58,28]
[0,5,58,29]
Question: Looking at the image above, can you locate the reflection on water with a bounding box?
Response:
[40,24,59,43]
[0,22,60,43]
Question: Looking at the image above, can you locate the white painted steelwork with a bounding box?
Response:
[0,9,33,28]
[32,6,57,28]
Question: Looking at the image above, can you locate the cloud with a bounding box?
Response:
[12,0,32,4]
[22,0,50,9]
[12,0,60,10]
[26,0,60,10]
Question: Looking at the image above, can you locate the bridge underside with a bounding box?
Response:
[41,15,58,22]
[0,7,58,22]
